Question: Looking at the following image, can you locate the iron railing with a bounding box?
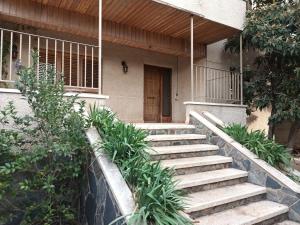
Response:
[193,65,241,104]
[0,27,99,93]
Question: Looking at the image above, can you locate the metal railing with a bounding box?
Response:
[193,65,242,104]
[0,27,99,93]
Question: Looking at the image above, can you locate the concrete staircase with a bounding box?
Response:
[135,123,300,225]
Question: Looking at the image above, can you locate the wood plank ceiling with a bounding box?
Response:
[30,0,239,44]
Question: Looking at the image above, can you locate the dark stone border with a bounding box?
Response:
[189,112,300,222]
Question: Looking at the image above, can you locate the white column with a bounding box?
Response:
[240,34,243,105]
[98,0,103,95]
[190,15,194,101]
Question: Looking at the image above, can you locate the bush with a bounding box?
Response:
[89,107,191,225]
[0,55,89,225]
[223,124,291,168]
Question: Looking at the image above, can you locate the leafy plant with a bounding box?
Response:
[225,0,300,150]
[0,54,90,225]
[89,107,191,225]
[223,124,291,168]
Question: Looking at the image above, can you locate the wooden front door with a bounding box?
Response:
[144,65,172,122]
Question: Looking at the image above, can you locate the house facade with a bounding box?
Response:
[0,0,247,123]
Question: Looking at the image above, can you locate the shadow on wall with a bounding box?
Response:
[247,107,300,152]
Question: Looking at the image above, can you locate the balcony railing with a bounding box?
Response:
[193,65,242,104]
[0,27,99,93]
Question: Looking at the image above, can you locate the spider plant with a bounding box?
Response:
[89,107,192,225]
[223,124,291,168]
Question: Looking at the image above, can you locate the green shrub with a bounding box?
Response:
[223,124,291,168]
[89,107,191,225]
[0,54,89,225]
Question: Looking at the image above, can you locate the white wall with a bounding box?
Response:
[0,23,249,124]
[102,43,191,123]
[156,0,246,30]
[185,102,247,125]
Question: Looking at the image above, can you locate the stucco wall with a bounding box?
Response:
[102,43,192,123]
[1,19,249,123]
[0,89,107,117]
[157,0,246,30]
[1,40,247,123]
[185,102,247,125]
[0,90,32,116]
[242,107,300,151]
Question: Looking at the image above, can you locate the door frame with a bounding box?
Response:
[143,64,172,123]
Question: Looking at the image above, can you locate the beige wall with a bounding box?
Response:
[0,91,32,116]
[0,89,107,117]
[1,37,248,124]
[185,102,247,125]
[158,0,246,30]
[102,43,191,123]
[247,108,270,134]
[1,23,249,124]
[247,107,300,151]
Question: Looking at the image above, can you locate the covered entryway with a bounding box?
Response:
[144,65,172,123]
[0,0,244,123]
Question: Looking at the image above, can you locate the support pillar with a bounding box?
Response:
[98,0,103,95]
[240,34,243,105]
[190,15,194,101]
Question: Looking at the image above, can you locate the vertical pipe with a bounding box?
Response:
[212,70,216,99]
[195,66,197,98]
[46,39,48,74]
[205,67,207,100]
[0,29,3,80]
[240,34,243,105]
[77,43,79,87]
[203,66,206,102]
[237,73,240,101]
[98,0,103,94]
[233,71,236,100]
[62,41,65,78]
[37,37,40,79]
[19,34,22,61]
[92,47,94,88]
[54,39,57,71]
[69,43,72,86]
[190,15,194,101]
[84,45,87,87]
[28,35,31,66]
[9,32,13,80]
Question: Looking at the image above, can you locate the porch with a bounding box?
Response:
[0,0,246,123]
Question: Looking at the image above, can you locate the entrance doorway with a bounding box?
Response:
[144,65,172,122]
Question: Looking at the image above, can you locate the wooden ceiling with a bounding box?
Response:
[30,0,239,44]
[31,0,99,16]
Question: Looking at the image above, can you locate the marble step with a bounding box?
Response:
[276,221,300,225]
[193,200,289,225]
[146,134,207,146]
[161,155,232,175]
[175,168,248,193]
[149,144,219,160]
[185,183,266,218]
[134,123,195,135]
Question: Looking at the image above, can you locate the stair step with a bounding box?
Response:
[151,144,219,155]
[161,155,232,170]
[147,134,207,147]
[149,144,218,160]
[146,134,206,142]
[175,168,248,190]
[134,123,195,130]
[135,123,195,135]
[193,200,289,225]
[185,183,266,216]
[276,221,300,225]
